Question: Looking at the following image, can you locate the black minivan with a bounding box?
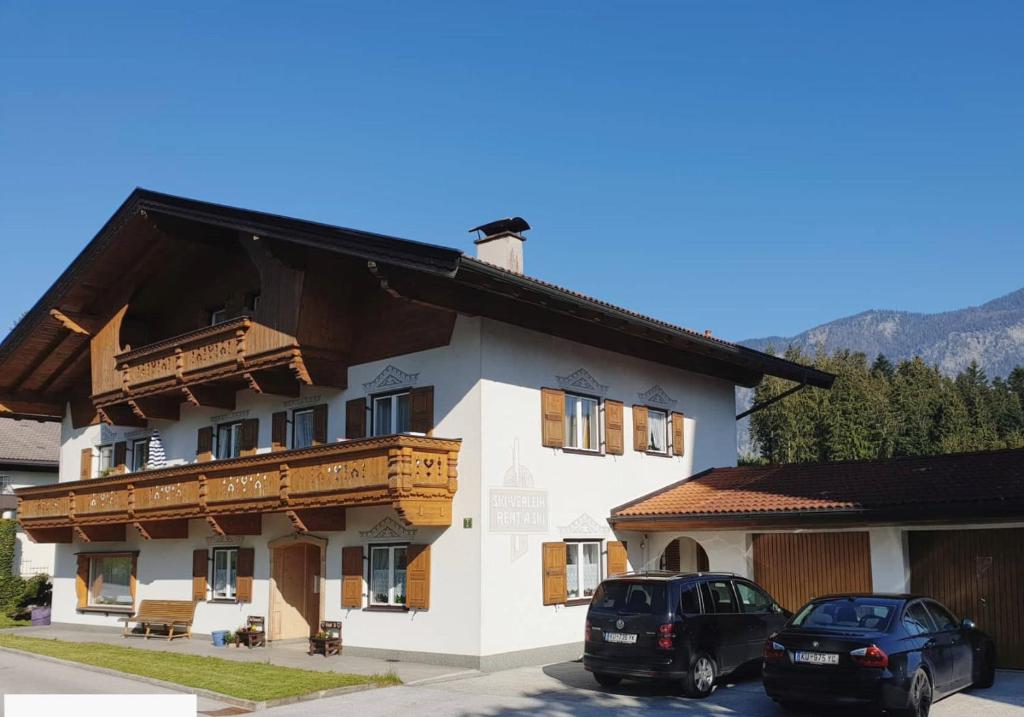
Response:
[583,571,789,698]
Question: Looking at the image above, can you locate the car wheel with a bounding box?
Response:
[593,672,621,688]
[974,643,996,689]
[682,653,717,699]
[895,669,933,717]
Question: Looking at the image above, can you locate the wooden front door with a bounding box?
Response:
[270,542,321,640]
[909,528,1024,669]
[752,532,873,612]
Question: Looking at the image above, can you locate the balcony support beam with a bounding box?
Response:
[133,519,190,540]
[207,513,262,536]
[75,523,127,543]
[243,370,300,398]
[24,527,73,544]
[286,507,347,533]
[97,404,147,428]
[182,385,236,410]
[129,397,181,421]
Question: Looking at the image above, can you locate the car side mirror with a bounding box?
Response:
[961,619,976,631]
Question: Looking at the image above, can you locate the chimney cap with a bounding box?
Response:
[468,217,530,240]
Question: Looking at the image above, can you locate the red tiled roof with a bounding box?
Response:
[612,448,1024,522]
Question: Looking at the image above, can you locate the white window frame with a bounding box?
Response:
[211,547,239,601]
[130,438,149,472]
[97,444,114,477]
[292,408,315,450]
[210,306,228,326]
[0,475,12,495]
[564,393,600,452]
[646,408,669,454]
[215,421,243,460]
[371,391,411,437]
[565,540,602,601]
[369,544,408,607]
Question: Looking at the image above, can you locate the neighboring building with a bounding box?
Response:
[610,447,1024,669]
[0,189,831,669]
[0,418,59,576]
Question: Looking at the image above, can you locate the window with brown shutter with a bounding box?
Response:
[345,398,366,439]
[605,400,624,455]
[607,541,628,576]
[76,555,89,608]
[341,546,364,608]
[406,544,431,610]
[409,386,434,435]
[113,441,127,474]
[271,411,287,451]
[240,418,259,456]
[542,541,568,605]
[671,412,685,456]
[192,549,208,602]
[79,447,93,480]
[312,403,329,444]
[236,547,254,603]
[197,426,213,462]
[632,405,648,452]
[541,388,565,448]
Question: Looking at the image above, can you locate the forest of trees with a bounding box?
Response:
[746,348,1024,465]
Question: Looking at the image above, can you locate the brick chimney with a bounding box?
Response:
[469,217,530,274]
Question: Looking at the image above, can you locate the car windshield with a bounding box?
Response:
[591,581,667,615]
[792,598,897,632]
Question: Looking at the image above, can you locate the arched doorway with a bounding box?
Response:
[660,536,710,573]
[268,534,326,640]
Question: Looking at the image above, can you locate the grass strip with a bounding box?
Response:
[0,634,400,701]
[0,615,30,628]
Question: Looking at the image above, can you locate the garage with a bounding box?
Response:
[910,528,1024,669]
[752,532,873,612]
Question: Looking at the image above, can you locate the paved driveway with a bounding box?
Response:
[266,661,1024,717]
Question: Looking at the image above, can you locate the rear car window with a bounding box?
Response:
[792,598,896,632]
[679,584,701,615]
[592,581,667,615]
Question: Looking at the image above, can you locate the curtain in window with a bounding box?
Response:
[566,544,580,599]
[396,394,412,433]
[393,547,408,604]
[370,548,391,604]
[582,543,600,596]
[581,398,597,450]
[648,411,667,452]
[294,411,314,449]
[90,556,132,606]
[374,397,393,436]
[564,396,578,447]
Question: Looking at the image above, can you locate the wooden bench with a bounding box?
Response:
[120,600,196,641]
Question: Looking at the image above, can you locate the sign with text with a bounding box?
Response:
[488,488,549,533]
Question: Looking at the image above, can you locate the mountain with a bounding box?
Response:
[742,287,1024,381]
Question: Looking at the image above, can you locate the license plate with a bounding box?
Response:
[603,632,637,644]
[794,651,839,665]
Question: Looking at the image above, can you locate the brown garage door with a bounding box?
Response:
[909,528,1024,669]
[753,532,873,612]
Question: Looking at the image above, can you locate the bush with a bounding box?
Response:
[0,519,51,618]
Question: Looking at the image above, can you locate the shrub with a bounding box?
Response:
[0,519,52,618]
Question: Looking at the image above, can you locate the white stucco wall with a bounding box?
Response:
[476,319,738,658]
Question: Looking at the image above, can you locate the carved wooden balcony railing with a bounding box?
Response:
[91,317,322,414]
[16,435,460,543]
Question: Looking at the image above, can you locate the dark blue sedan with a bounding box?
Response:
[763,594,996,716]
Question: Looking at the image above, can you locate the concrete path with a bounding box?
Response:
[261,661,1024,717]
[3,624,471,685]
[0,650,234,716]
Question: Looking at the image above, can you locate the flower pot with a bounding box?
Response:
[211,630,230,647]
[30,607,51,626]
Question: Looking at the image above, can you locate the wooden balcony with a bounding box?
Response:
[16,435,460,543]
[90,316,346,421]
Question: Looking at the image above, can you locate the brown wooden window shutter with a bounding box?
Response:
[113,441,127,473]
[76,555,90,609]
[541,388,565,448]
[406,544,431,610]
[632,405,648,452]
[671,412,685,456]
[197,427,213,463]
[312,404,329,444]
[192,549,208,602]
[409,386,434,435]
[607,541,628,576]
[345,398,367,439]
[236,547,255,603]
[605,400,624,455]
[541,541,568,605]
[240,418,259,456]
[79,447,93,480]
[341,546,364,608]
[271,411,287,451]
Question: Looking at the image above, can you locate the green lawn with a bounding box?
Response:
[0,634,400,701]
[0,615,30,628]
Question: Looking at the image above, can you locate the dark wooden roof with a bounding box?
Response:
[0,189,834,419]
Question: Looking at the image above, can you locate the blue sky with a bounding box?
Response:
[2,2,1022,342]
